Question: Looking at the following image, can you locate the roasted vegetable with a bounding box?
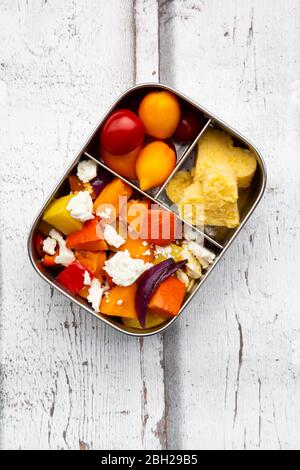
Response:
[141,209,178,247]
[124,199,150,233]
[119,237,154,263]
[35,232,44,257]
[75,250,106,275]
[66,217,107,251]
[148,276,186,318]
[57,260,93,294]
[122,313,166,330]
[93,177,133,219]
[90,169,113,197]
[100,283,138,318]
[136,258,187,327]
[42,194,83,235]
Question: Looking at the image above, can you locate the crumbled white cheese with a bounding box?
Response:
[66,191,94,222]
[176,269,189,287]
[154,245,172,258]
[187,241,216,269]
[142,241,148,247]
[84,271,92,286]
[103,224,126,248]
[77,159,97,183]
[97,207,112,220]
[87,278,103,313]
[42,237,57,255]
[143,249,151,256]
[104,250,153,287]
[49,229,75,267]
[181,243,202,279]
[117,299,123,306]
[184,224,204,243]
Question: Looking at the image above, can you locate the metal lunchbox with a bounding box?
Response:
[28,83,267,337]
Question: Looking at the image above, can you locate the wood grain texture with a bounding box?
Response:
[0,0,165,450]
[159,0,300,450]
[0,0,300,450]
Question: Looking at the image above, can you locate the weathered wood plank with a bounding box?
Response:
[1,0,299,451]
[159,0,300,450]
[134,0,166,450]
[0,0,165,450]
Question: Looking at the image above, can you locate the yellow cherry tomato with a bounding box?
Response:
[138,91,181,139]
[136,141,176,191]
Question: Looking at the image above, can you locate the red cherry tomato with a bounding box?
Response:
[174,108,205,142]
[100,109,145,155]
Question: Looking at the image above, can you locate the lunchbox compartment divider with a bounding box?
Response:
[84,151,224,251]
[154,118,212,199]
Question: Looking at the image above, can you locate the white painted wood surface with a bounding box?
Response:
[0,0,299,450]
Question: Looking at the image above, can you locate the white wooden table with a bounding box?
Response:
[1,0,299,450]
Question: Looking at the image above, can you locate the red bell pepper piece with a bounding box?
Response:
[35,232,44,257]
[57,261,93,294]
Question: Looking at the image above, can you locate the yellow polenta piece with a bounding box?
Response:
[166,128,254,229]
[228,147,257,188]
[165,170,193,204]
[42,194,83,235]
[178,179,240,229]
[200,163,238,204]
[195,128,257,188]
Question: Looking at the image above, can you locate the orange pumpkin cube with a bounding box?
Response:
[93,177,133,220]
[100,283,138,319]
[119,237,154,263]
[148,276,186,318]
[75,250,106,275]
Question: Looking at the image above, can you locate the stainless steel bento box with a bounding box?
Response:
[27,83,267,337]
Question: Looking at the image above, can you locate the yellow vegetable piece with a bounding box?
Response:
[42,194,83,235]
[122,313,166,330]
[153,243,194,268]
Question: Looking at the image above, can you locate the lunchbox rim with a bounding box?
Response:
[27,82,267,337]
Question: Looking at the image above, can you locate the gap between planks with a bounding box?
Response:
[134,0,168,450]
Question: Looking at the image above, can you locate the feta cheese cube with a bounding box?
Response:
[77,159,97,183]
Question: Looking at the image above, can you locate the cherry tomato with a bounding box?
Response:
[141,209,178,246]
[139,91,181,139]
[100,109,145,155]
[174,108,205,142]
[136,141,176,191]
[100,144,142,180]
